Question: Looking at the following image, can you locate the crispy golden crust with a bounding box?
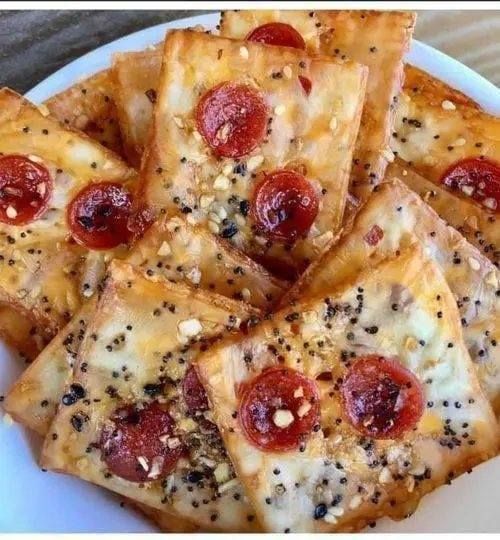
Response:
[41,261,261,531]
[0,88,135,334]
[44,70,124,158]
[391,64,500,188]
[317,10,416,203]
[197,248,498,532]
[283,179,500,416]
[388,159,499,268]
[0,302,50,361]
[126,215,287,311]
[4,299,95,435]
[139,29,367,275]
[403,64,480,110]
[112,50,162,167]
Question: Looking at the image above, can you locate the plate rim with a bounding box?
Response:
[25,12,500,115]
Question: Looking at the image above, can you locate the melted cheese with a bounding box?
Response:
[197,249,498,532]
[139,30,367,272]
[285,179,500,416]
[41,262,261,531]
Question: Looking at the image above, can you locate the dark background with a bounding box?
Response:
[0,10,209,94]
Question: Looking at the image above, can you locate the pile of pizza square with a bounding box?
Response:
[1,10,499,533]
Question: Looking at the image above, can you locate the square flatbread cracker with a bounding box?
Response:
[197,248,498,532]
[138,29,367,279]
[283,179,500,416]
[41,261,261,531]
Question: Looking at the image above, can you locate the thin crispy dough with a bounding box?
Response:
[139,30,367,276]
[220,9,416,207]
[197,248,498,532]
[41,261,261,531]
[317,10,415,203]
[112,50,162,167]
[0,88,135,337]
[283,180,500,415]
[403,64,480,109]
[388,159,499,268]
[44,70,124,157]
[4,299,96,435]
[126,215,287,310]
[391,63,500,184]
[0,302,50,361]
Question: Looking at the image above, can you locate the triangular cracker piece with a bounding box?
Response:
[388,159,499,267]
[112,49,162,166]
[197,249,498,532]
[139,29,367,279]
[41,261,261,531]
[220,9,415,205]
[0,88,136,341]
[284,180,500,415]
[44,70,123,157]
[4,213,286,435]
[391,64,500,248]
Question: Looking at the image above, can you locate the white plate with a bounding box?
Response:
[1,12,499,533]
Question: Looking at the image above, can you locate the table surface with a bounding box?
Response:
[0,9,499,95]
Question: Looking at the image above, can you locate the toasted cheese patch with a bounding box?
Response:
[284,179,500,417]
[198,249,498,532]
[41,261,261,532]
[139,30,367,275]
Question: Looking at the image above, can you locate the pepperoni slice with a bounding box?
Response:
[364,224,384,246]
[440,157,500,213]
[239,366,320,452]
[182,366,209,414]
[100,401,183,483]
[0,155,52,225]
[251,169,319,243]
[341,356,424,439]
[196,82,268,159]
[67,182,132,249]
[246,22,306,50]
[298,76,312,96]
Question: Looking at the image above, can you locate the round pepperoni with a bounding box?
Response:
[100,401,183,483]
[196,82,268,158]
[182,366,209,414]
[440,157,500,213]
[239,366,320,452]
[67,182,132,250]
[251,169,319,243]
[341,356,424,439]
[0,155,52,225]
[246,22,306,50]
[298,76,312,96]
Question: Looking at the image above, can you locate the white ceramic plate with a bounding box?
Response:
[1,12,499,533]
